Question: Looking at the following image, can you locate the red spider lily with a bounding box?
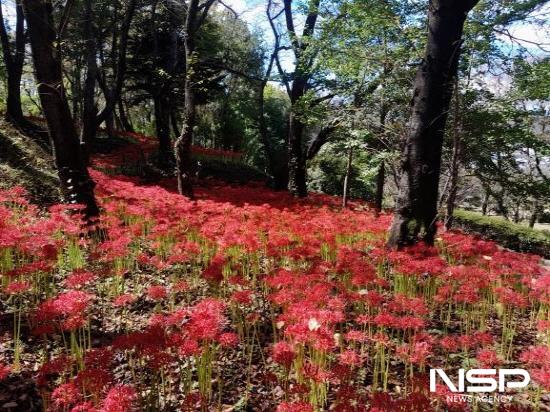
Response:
[338,349,362,367]
[276,401,314,412]
[202,254,226,283]
[230,289,253,305]
[218,332,239,348]
[187,298,227,341]
[112,293,137,307]
[476,348,502,368]
[173,280,190,293]
[70,402,98,412]
[519,346,550,368]
[146,285,168,301]
[100,385,136,412]
[272,341,296,368]
[4,281,30,294]
[178,339,202,357]
[51,382,81,409]
[0,364,10,381]
[53,291,94,317]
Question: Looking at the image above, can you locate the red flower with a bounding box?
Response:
[272,341,296,368]
[51,382,81,409]
[146,285,168,301]
[276,401,314,412]
[218,332,239,348]
[101,385,136,412]
[339,349,362,367]
[476,349,501,368]
[64,270,97,288]
[112,294,137,307]
[0,364,10,381]
[4,281,30,295]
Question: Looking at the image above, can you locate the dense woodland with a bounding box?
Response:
[0,0,549,411]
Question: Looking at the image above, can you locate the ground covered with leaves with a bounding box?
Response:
[0,134,549,412]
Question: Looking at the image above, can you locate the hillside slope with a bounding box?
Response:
[0,119,59,204]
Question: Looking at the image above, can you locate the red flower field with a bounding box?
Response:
[0,135,548,411]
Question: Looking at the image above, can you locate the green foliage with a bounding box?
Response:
[454,209,550,257]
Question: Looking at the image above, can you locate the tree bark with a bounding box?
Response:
[281,0,320,198]
[0,0,26,125]
[95,0,137,127]
[481,190,490,215]
[118,97,133,132]
[444,80,462,230]
[387,0,478,248]
[342,147,353,208]
[258,81,280,185]
[529,201,540,228]
[174,0,216,198]
[21,0,99,219]
[374,161,385,216]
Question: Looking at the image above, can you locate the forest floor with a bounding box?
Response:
[0,130,549,411]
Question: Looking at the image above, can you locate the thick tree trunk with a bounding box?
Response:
[387,0,478,248]
[22,0,99,219]
[444,80,462,230]
[80,0,97,164]
[0,0,26,125]
[374,161,385,216]
[342,147,353,208]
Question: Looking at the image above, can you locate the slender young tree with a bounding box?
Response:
[0,0,26,126]
[281,0,320,197]
[174,0,216,198]
[387,0,479,248]
[80,0,97,163]
[95,0,137,128]
[21,0,99,218]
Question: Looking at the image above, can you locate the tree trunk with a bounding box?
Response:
[174,0,215,198]
[287,112,307,197]
[171,109,180,138]
[174,0,200,199]
[481,190,490,215]
[118,97,133,132]
[444,80,462,231]
[258,81,280,186]
[175,77,196,198]
[342,147,353,208]
[22,0,99,219]
[387,0,478,248]
[529,201,539,228]
[0,0,26,125]
[374,161,385,216]
[95,0,137,127]
[280,0,320,198]
[80,0,97,164]
[154,94,172,166]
